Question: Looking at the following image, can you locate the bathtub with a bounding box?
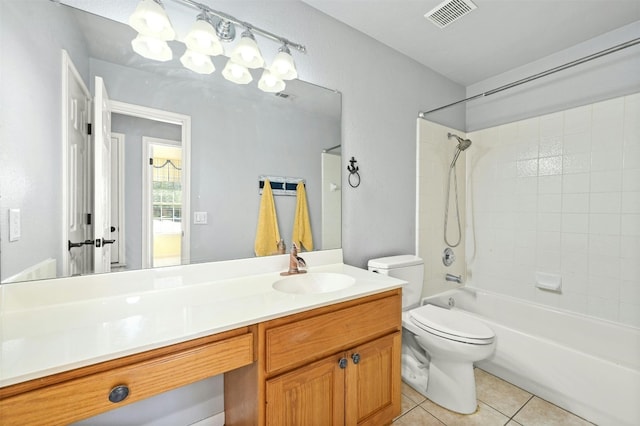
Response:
[421,288,640,426]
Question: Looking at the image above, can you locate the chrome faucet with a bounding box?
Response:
[281,242,307,276]
[446,273,463,284]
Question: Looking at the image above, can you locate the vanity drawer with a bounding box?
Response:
[265,292,401,375]
[1,332,254,426]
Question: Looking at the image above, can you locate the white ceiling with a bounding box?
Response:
[301,0,640,86]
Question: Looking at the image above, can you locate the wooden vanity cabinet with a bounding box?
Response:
[226,288,402,426]
[0,326,256,426]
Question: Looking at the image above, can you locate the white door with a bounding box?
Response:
[321,152,342,249]
[64,51,91,277]
[93,76,113,273]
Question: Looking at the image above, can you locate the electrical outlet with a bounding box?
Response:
[194,211,208,225]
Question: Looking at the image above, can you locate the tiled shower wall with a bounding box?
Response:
[466,93,640,327]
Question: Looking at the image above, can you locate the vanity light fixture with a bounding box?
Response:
[131,33,173,61]
[258,69,286,93]
[184,13,224,56]
[230,30,265,69]
[128,0,305,90]
[222,59,253,84]
[129,0,175,40]
[180,49,215,74]
[270,44,298,80]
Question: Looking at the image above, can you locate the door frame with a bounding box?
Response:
[110,101,191,268]
[61,49,91,277]
[111,132,126,267]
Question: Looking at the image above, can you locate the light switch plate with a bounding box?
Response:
[194,211,208,224]
[9,209,21,241]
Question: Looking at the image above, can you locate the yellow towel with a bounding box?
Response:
[254,179,281,256]
[292,182,313,251]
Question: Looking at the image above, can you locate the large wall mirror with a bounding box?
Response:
[0,0,342,284]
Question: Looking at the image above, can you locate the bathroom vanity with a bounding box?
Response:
[0,250,404,425]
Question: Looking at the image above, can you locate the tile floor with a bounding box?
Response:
[393,368,594,425]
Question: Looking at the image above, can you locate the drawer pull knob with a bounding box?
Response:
[351,353,361,364]
[108,385,130,403]
[338,358,348,369]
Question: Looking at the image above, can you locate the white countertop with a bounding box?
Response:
[0,250,405,387]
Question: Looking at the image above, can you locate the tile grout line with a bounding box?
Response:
[506,394,535,424]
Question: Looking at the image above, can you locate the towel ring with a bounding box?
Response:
[347,157,360,188]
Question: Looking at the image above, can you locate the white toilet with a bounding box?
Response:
[368,255,495,414]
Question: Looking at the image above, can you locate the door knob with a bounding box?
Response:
[68,239,94,251]
[351,353,361,364]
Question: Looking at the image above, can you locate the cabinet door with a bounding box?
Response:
[345,332,401,426]
[266,353,346,426]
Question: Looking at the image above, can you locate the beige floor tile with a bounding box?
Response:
[398,394,420,418]
[402,380,427,404]
[393,406,445,426]
[474,368,533,417]
[513,397,594,426]
[420,399,510,426]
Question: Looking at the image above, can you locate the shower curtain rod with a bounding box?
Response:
[418,37,640,118]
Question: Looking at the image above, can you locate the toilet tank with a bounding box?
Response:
[368,255,424,310]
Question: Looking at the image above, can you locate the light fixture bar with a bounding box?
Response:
[170,0,307,53]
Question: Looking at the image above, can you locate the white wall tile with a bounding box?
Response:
[589,213,621,235]
[457,93,638,328]
[563,152,591,174]
[562,193,589,213]
[589,192,621,214]
[590,170,622,192]
[539,156,562,176]
[621,235,640,259]
[562,213,589,234]
[539,136,563,157]
[621,214,640,236]
[563,173,590,193]
[538,175,562,193]
[623,169,640,191]
[564,104,591,135]
[561,232,588,253]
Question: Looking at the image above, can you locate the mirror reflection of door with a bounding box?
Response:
[63,52,92,277]
[93,76,113,274]
[143,139,184,268]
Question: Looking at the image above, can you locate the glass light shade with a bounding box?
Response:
[180,50,215,74]
[258,69,285,93]
[131,34,172,61]
[128,0,175,40]
[222,59,253,84]
[270,47,298,80]
[230,31,264,69]
[184,18,224,56]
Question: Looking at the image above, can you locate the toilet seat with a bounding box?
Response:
[409,304,495,345]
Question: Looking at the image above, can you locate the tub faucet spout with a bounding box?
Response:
[446,273,463,284]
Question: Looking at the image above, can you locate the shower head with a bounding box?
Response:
[447,132,472,168]
[448,132,472,151]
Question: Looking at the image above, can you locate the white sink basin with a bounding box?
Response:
[272,272,355,294]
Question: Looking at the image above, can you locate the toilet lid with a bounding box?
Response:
[409,304,494,342]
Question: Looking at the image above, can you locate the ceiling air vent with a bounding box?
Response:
[424,0,477,28]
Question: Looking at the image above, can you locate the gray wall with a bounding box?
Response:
[0,0,90,280]
[466,21,640,131]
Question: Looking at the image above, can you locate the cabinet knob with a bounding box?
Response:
[108,385,130,403]
[351,353,361,364]
[338,358,348,369]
